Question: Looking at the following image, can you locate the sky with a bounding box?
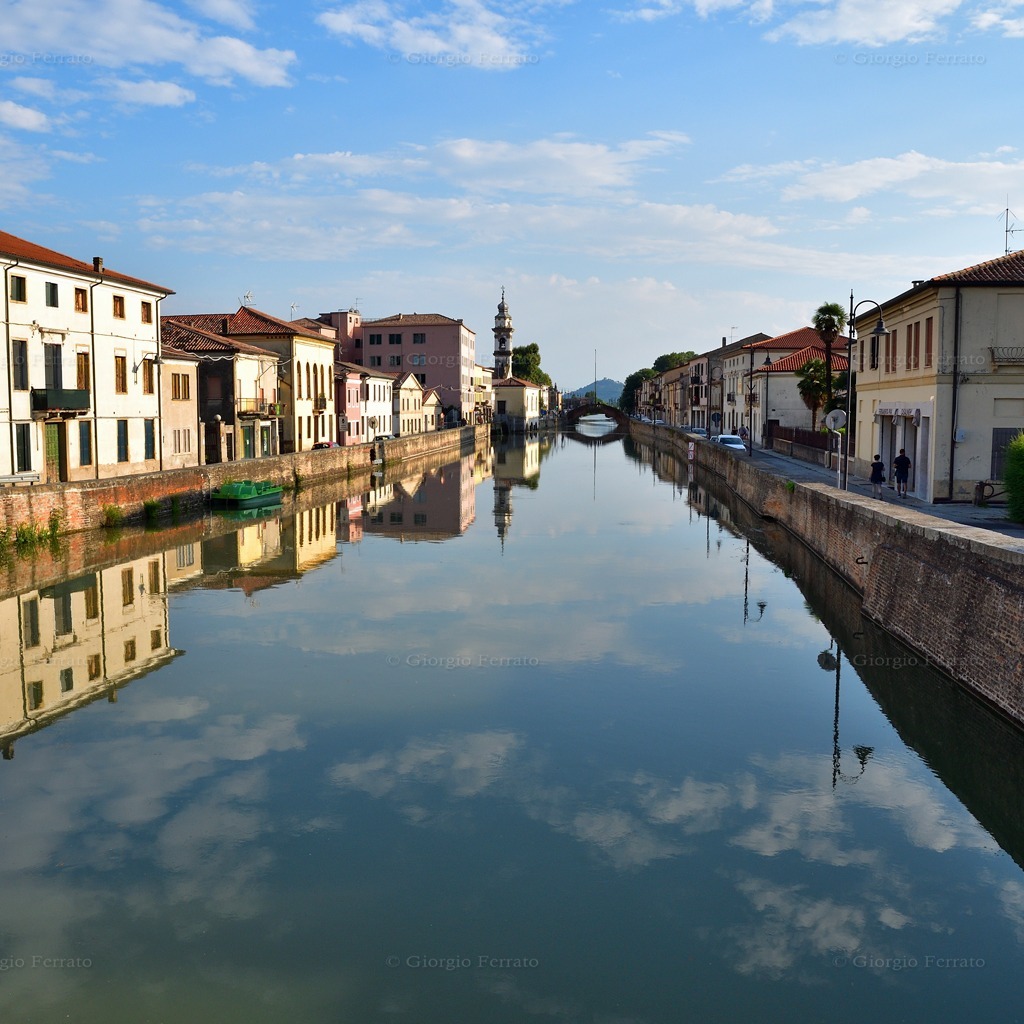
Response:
[1,0,1023,391]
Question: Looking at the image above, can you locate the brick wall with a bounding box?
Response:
[0,426,487,536]
[633,422,1024,724]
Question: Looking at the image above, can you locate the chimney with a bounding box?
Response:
[93,257,103,272]
[721,336,726,348]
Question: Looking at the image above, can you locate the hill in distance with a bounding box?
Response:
[564,378,623,405]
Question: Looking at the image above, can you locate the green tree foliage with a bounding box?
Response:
[652,351,696,373]
[1004,431,1024,522]
[795,358,841,430]
[511,343,552,386]
[619,368,657,414]
[812,302,847,408]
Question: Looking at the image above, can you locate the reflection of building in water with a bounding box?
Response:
[359,455,477,541]
[491,440,540,548]
[337,495,364,543]
[0,555,178,759]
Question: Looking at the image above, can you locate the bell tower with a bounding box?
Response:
[492,288,514,379]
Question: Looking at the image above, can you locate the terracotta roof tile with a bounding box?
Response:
[757,344,850,374]
[362,312,467,327]
[0,228,173,294]
[746,326,851,351]
[929,250,1024,284]
[161,316,278,357]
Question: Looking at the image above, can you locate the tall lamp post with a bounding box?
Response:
[846,294,889,489]
[746,343,755,456]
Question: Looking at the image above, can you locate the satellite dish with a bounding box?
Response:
[824,409,847,430]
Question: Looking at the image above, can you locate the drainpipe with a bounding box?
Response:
[2,259,19,473]
[89,270,103,479]
[155,296,164,471]
[947,286,962,501]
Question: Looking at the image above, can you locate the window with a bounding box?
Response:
[141,301,153,324]
[912,321,920,370]
[144,419,155,460]
[10,275,26,302]
[115,355,127,393]
[124,639,136,663]
[142,358,154,394]
[79,420,92,466]
[171,373,190,400]
[87,653,101,680]
[389,355,401,367]
[22,598,40,647]
[122,568,134,606]
[117,419,129,462]
[992,427,1023,479]
[45,281,58,307]
[12,339,28,390]
[27,682,43,711]
[44,343,63,389]
[176,544,195,569]
[148,560,161,594]
[113,294,125,319]
[84,582,99,619]
[354,337,362,348]
[151,628,162,651]
[414,513,427,525]
[415,373,426,385]
[15,423,31,472]
[75,287,88,313]
[54,593,73,636]
[295,361,302,399]
[369,334,382,345]
[369,355,382,367]
[389,333,402,345]
[925,317,933,367]
[77,351,90,390]
[904,327,912,371]
[60,668,74,694]
[413,332,426,344]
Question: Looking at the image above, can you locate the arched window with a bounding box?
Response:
[306,363,311,399]
[296,361,303,399]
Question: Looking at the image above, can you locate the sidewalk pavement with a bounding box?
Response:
[742,443,1024,541]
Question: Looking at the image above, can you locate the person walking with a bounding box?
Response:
[893,448,911,497]
[869,454,886,499]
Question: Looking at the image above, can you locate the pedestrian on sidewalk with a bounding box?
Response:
[870,454,886,499]
[893,448,911,497]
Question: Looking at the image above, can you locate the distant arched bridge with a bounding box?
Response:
[564,403,630,428]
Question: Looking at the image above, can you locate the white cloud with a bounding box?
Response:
[184,0,257,31]
[0,99,50,132]
[1,0,295,87]
[973,5,1024,37]
[106,78,197,106]
[316,0,546,69]
[768,0,964,46]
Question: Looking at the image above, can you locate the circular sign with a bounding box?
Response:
[824,409,847,430]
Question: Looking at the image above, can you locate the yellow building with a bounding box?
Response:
[853,251,1024,501]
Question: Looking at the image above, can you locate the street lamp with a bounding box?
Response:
[761,353,772,449]
[846,293,889,489]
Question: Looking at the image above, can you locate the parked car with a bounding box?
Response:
[311,441,340,450]
[714,434,746,451]
[682,425,708,437]
[374,433,397,442]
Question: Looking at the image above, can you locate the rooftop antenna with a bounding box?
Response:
[730,326,738,343]
[290,302,300,319]
[1005,202,1021,255]
[240,290,254,307]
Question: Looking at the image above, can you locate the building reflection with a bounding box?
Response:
[358,453,478,542]
[490,439,540,548]
[0,555,179,759]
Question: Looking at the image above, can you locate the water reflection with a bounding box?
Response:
[0,436,1023,1021]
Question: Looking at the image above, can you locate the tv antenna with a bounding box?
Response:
[1004,203,1021,255]
[290,302,300,319]
[239,290,254,307]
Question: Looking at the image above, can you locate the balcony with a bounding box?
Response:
[30,388,89,416]
[991,347,1024,365]
[237,399,286,418]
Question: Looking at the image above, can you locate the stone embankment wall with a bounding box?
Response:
[633,424,1024,724]
[0,426,488,536]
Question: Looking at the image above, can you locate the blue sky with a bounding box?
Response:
[2,0,1022,390]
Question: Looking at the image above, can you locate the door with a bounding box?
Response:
[44,422,68,482]
[242,425,254,460]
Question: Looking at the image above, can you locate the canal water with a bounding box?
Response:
[1,420,1023,1023]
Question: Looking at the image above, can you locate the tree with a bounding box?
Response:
[812,302,847,409]
[795,358,840,430]
[511,343,552,387]
[652,351,696,373]
[1005,431,1024,522]
[620,368,656,414]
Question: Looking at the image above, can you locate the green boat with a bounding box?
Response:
[210,480,284,510]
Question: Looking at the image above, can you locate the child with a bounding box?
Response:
[869,455,886,499]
